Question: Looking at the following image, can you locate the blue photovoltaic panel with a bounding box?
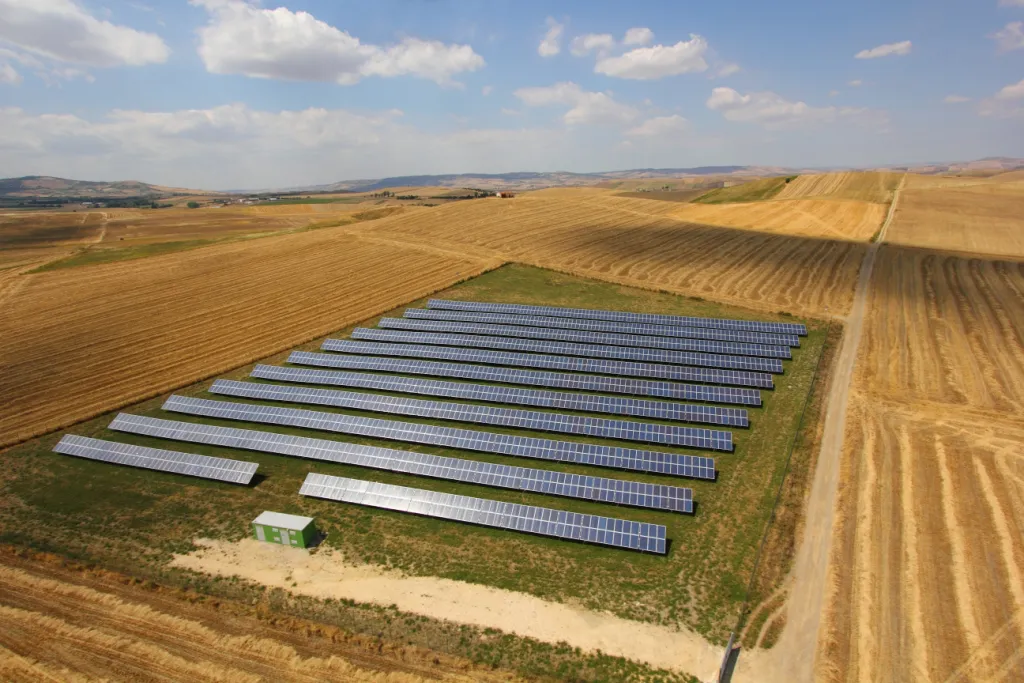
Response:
[52,434,257,484]
[109,414,696,512]
[209,379,734,449]
[428,299,808,336]
[162,396,719,477]
[351,327,785,375]
[404,309,801,348]
[299,473,669,553]
[381,317,791,360]
[254,363,750,427]
[319,340,775,390]
[288,351,763,406]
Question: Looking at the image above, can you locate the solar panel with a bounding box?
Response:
[162,396,720,477]
[109,414,696,512]
[404,308,801,348]
[351,328,785,375]
[428,299,809,336]
[319,340,774,390]
[382,317,792,360]
[299,473,669,553]
[210,379,734,449]
[52,434,258,484]
[255,363,750,427]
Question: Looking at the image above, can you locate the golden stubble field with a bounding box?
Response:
[355,190,870,317]
[0,553,510,683]
[886,177,1024,259]
[820,247,1024,683]
[0,226,500,447]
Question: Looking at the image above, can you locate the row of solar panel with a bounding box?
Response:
[110,414,699,511]
[353,328,786,375]
[288,351,763,406]
[300,473,668,554]
[212,379,734,449]
[52,434,670,552]
[321,340,775,390]
[163,396,720,476]
[428,299,808,336]
[53,434,258,484]
[383,317,792,360]
[404,309,801,348]
[256,363,750,427]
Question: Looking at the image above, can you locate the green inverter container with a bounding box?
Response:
[252,511,317,548]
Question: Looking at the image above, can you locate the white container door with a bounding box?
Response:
[255,525,266,541]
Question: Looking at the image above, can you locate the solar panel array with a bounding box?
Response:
[212,379,733,449]
[162,396,719,477]
[109,414,695,512]
[255,363,750,426]
[289,351,763,406]
[405,308,801,348]
[52,434,258,484]
[353,327,786,375]
[324,339,775,390]
[381,317,792,360]
[299,473,669,553]
[428,299,809,336]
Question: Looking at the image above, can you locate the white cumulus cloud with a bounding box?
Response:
[0,103,570,190]
[192,0,483,86]
[570,33,615,57]
[992,22,1024,51]
[848,79,863,87]
[0,0,168,81]
[979,79,1024,117]
[707,86,884,129]
[0,61,20,84]
[514,81,639,125]
[623,27,654,46]
[595,35,708,79]
[714,63,741,78]
[538,17,563,57]
[944,95,970,103]
[626,114,688,137]
[855,40,912,59]
[481,85,493,96]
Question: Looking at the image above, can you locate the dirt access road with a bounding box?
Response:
[735,176,905,683]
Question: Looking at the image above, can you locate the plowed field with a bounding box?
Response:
[0,227,499,447]
[360,192,868,316]
[820,246,1024,683]
[774,172,901,203]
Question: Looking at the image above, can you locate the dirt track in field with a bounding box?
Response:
[171,538,728,679]
[816,240,1024,682]
[0,556,513,683]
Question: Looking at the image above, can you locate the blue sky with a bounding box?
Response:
[0,0,1022,189]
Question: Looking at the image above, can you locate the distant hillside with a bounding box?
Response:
[0,176,208,199]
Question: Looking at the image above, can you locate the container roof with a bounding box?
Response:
[253,511,314,530]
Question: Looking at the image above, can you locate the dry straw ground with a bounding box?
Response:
[356,190,869,317]
[886,177,1024,258]
[774,172,902,203]
[0,555,513,683]
[0,226,499,447]
[819,246,1024,682]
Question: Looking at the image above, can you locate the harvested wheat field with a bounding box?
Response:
[886,182,1024,259]
[0,555,512,683]
[360,192,868,316]
[665,198,885,241]
[774,172,902,203]
[0,226,499,447]
[819,246,1024,683]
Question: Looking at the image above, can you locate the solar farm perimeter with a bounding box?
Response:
[1,264,829,681]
